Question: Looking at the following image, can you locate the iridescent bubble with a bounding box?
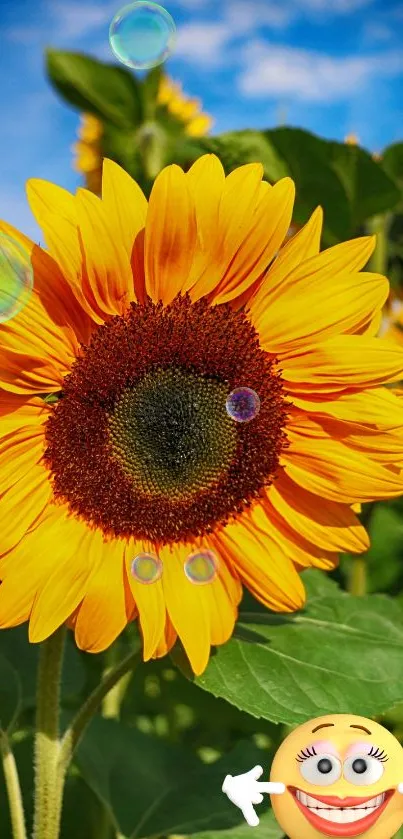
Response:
[131,552,162,583]
[184,550,217,585]
[109,1,176,70]
[0,233,34,324]
[226,387,260,423]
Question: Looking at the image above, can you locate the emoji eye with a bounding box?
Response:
[343,755,385,785]
[299,754,342,786]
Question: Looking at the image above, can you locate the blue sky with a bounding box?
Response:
[0,0,402,242]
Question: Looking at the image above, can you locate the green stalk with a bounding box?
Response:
[59,649,141,779]
[0,730,27,839]
[367,213,390,276]
[32,627,66,839]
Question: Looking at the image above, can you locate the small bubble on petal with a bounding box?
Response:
[184,550,218,584]
[131,552,162,583]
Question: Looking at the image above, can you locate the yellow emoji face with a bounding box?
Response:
[270,714,403,839]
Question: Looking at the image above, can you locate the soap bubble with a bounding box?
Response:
[184,550,217,585]
[0,233,34,324]
[226,387,260,423]
[131,552,162,583]
[109,1,176,70]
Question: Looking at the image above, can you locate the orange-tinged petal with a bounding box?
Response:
[75,538,134,652]
[283,432,403,502]
[0,462,52,554]
[76,188,133,316]
[290,386,403,429]
[152,616,177,660]
[145,165,197,304]
[0,347,64,395]
[0,426,46,493]
[253,271,388,351]
[124,540,166,660]
[0,220,92,347]
[186,155,225,251]
[281,336,403,391]
[211,177,295,305]
[215,509,306,612]
[101,159,147,303]
[267,470,369,553]
[0,393,50,435]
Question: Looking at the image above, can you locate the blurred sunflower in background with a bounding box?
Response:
[73,74,213,193]
[1,155,403,675]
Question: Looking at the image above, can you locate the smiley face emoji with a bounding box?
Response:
[270,714,403,839]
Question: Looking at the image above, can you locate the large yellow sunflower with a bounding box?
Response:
[1,155,403,675]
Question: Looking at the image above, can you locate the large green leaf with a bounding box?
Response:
[75,719,275,838]
[183,131,290,183]
[191,808,284,839]
[263,127,352,244]
[185,570,403,724]
[325,141,400,227]
[46,50,142,128]
[382,143,403,193]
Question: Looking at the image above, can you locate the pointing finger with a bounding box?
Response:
[250,792,263,805]
[248,765,263,781]
[258,782,286,794]
[241,800,260,827]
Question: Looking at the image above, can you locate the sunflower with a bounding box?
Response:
[157,75,213,136]
[72,113,103,194]
[1,155,403,675]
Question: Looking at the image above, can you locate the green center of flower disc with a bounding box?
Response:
[108,367,237,499]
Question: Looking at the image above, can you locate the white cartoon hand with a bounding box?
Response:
[222,765,285,827]
[397,783,403,793]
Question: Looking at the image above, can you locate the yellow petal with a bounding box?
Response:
[0,461,52,553]
[101,159,147,302]
[211,177,295,305]
[145,165,197,304]
[290,386,403,429]
[0,426,46,493]
[281,336,403,392]
[75,538,134,652]
[215,509,306,612]
[253,271,388,351]
[283,431,403,502]
[124,539,166,660]
[267,469,369,553]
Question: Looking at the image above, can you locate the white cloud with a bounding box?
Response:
[174,22,230,65]
[291,0,374,12]
[238,43,403,102]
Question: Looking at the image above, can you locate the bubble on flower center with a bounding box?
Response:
[184,550,218,584]
[0,233,34,324]
[226,387,260,423]
[131,552,162,583]
[109,1,176,70]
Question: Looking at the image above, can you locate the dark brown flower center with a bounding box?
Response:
[44,294,288,545]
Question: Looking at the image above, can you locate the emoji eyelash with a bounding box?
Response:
[296,746,317,763]
[367,746,389,762]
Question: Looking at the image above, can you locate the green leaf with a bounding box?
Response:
[0,626,86,710]
[46,50,143,128]
[325,141,400,227]
[191,808,284,839]
[382,142,403,193]
[343,505,403,594]
[0,655,21,732]
[185,131,290,183]
[263,128,352,244]
[75,718,276,838]
[191,570,403,724]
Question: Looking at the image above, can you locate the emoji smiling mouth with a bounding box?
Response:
[289,787,394,837]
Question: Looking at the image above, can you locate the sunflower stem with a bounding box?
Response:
[96,643,134,839]
[367,214,390,276]
[0,730,27,839]
[348,558,367,596]
[58,648,141,778]
[32,626,66,839]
